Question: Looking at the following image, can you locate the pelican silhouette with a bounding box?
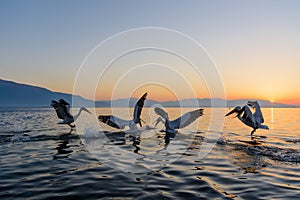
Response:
[154,107,204,138]
[98,92,147,131]
[226,101,269,138]
[51,99,91,128]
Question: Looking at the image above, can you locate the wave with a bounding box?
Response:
[0,133,80,143]
[216,136,300,162]
[284,138,300,143]
[2,129,300,163]
[245,145,300,162]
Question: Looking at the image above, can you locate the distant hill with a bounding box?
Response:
[0,79,296,108]
[95,98,293,108]
[0,79,92,107]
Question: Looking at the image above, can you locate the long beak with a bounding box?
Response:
[83,107,92,114]
[225,108,238,117]
[153,117,163,127]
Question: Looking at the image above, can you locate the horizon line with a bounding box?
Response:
[1,78,299,106]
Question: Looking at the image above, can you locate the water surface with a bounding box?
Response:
[0,108,300,199]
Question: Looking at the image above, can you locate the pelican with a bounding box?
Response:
[51,99,92,128]
[98,92,147,131]
[154,107,204,138]
[226,101,269,138]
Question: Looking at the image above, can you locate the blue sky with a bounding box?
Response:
[1,0,300,104]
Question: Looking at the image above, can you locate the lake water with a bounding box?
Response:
[0,107,300,199]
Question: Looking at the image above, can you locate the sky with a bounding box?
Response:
[1,0,300,105]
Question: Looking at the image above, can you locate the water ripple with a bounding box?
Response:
[1,108,300,199]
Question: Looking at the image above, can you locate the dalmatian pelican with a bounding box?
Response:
[51,99,91,128]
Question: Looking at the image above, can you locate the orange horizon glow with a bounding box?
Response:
[93,82,299,105]
[6,78,300,106]
[19,79,300,105]
[94,91,300,105]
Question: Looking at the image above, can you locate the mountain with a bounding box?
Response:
[95,98,292,108]
[0,79,295,108]
[0,79,92,107]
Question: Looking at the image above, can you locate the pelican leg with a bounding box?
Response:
[69,124,76,129]
[251,128,257,139]
[139,118,146,127]
[164,132,171,144]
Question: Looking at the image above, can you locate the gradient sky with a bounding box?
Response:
[1,0,300,105]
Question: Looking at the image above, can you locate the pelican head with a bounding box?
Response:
[98,115,109,123]
[225,106,243,117]
[247,101,258,108]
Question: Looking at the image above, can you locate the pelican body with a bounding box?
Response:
[51,99,91,128]
[226,101,269,137]
[98,92,147,131]
[154,107,204,137]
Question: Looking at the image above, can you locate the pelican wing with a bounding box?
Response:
[133,92,147,126]
[59,99,70,105]
[51,100,68,119]
[171,109,204,129]
[98,115,130,129]
[239,105,256,128]
[59,99,71,113]
[154,107,169,120]
[247,101,264,124]
[253,106,264,124]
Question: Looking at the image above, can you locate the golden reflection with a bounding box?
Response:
[271,107,274,126]
[225,145,265,174]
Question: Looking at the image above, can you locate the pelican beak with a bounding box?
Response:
[153,117,159,127]
[225,108,239,117]
[83,107,92,114]
[153,117,164,127]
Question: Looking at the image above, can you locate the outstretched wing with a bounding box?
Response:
[252,103,264,124]
[239,105,256,128]
[170,109,204,129]
[59,99,71,114]
[59,99,70,105]
[51,99,73,121]
[133,92,147,126]
[51,100,66,119]
[98,115,131,129]
[154,107,169,120]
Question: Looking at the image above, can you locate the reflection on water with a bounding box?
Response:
[0,108,300,199]
[53,140,73,159]
[130,136,141,153]
[271,107,274,124]
[225,144,267,174]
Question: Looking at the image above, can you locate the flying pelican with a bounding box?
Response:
[226,101,269,138]
[98,92,147,131]
[154,107,204,138]
[51,99,92,128]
